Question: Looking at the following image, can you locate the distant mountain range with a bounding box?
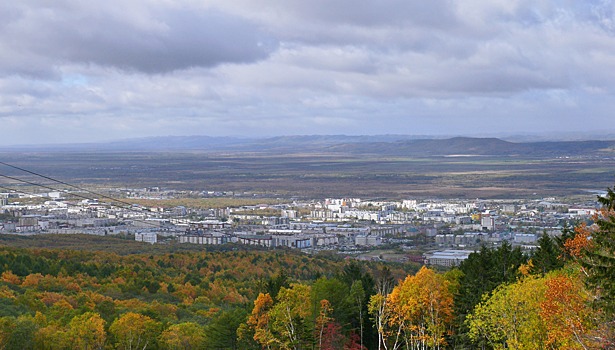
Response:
[324,137,615,156]
[3,135,615,157]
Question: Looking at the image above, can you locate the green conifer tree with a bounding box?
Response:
[582,185,615,316]
[531,232,564,275]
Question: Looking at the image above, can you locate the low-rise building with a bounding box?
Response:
[135,231,157,244]
[179,231,231,245]
[514,233,537,244]
[355,235,382,246]
[271,235,312,249]
[313,234,339,246]
[424,250,473,267]
[236,234,272,247]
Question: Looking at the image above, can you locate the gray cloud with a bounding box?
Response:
[261,0,459,28]
[0,2,275,76]
[1,1,615,145]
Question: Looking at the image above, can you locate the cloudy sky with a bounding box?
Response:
[1,0,615,145]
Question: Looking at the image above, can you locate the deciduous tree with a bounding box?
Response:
[269,283,312,350]
[387,266,454,350]
[159,322,205,350]
[368,293,389,350]
[540,274,596,349]
[247,292,276,349]
[348,280,366,349]
[467,276,548,350]
[109,312,161,350]
[315,300,333,349]
[67,312,106,350]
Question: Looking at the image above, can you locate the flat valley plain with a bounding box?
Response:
[1,150,613,199]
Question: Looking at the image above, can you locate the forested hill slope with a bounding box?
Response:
[0,235,416,349]
[0,229,613,348]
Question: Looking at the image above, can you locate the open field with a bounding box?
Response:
[0,151,614,199]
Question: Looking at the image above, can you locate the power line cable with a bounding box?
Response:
[0,162,253,238]
[0,174,163,228]
[0,173,76,197]
[0,184,19,193]
[0,161,144,209]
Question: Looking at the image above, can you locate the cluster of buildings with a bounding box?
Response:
[0,190,603,266]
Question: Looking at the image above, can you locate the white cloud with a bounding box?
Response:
[1,0,615,145]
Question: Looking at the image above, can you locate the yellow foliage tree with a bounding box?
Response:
[467,271,600,350]
[0,316,15,349]
[386,266,454,350]
[67,312,106,350]
[36,323,70,350]
[269,283,312,350]
[467,276,548,349]
[246,285,313,350]
[109,312,161,350]
[159,322,205,350]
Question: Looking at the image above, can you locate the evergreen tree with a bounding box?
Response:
[266,270,290,299]
[205,308,248,349]
[340,260,375,296]
[340,261,378,349]
[531,232,564,275]
[311,277,350,328]
[453,242,527,348]
[492,241,526,282]
[581,185,615,316]
[347,280,366,350]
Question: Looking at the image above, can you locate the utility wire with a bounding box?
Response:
[0,174,162,228]
[0,184,17,193]
[0,173,77,197]
[0,161,144,210]
[0,162,252,239]
[2,179,275,244]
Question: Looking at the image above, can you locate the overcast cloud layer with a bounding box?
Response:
[1,0,615,145]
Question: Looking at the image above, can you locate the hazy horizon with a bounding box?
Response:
[3,132,615,149]
[2,1,615,146]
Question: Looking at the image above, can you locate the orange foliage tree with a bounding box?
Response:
[247,292,277,349]
[540,274,597,349]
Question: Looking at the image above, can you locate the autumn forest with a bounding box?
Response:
[1,188,615,349]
